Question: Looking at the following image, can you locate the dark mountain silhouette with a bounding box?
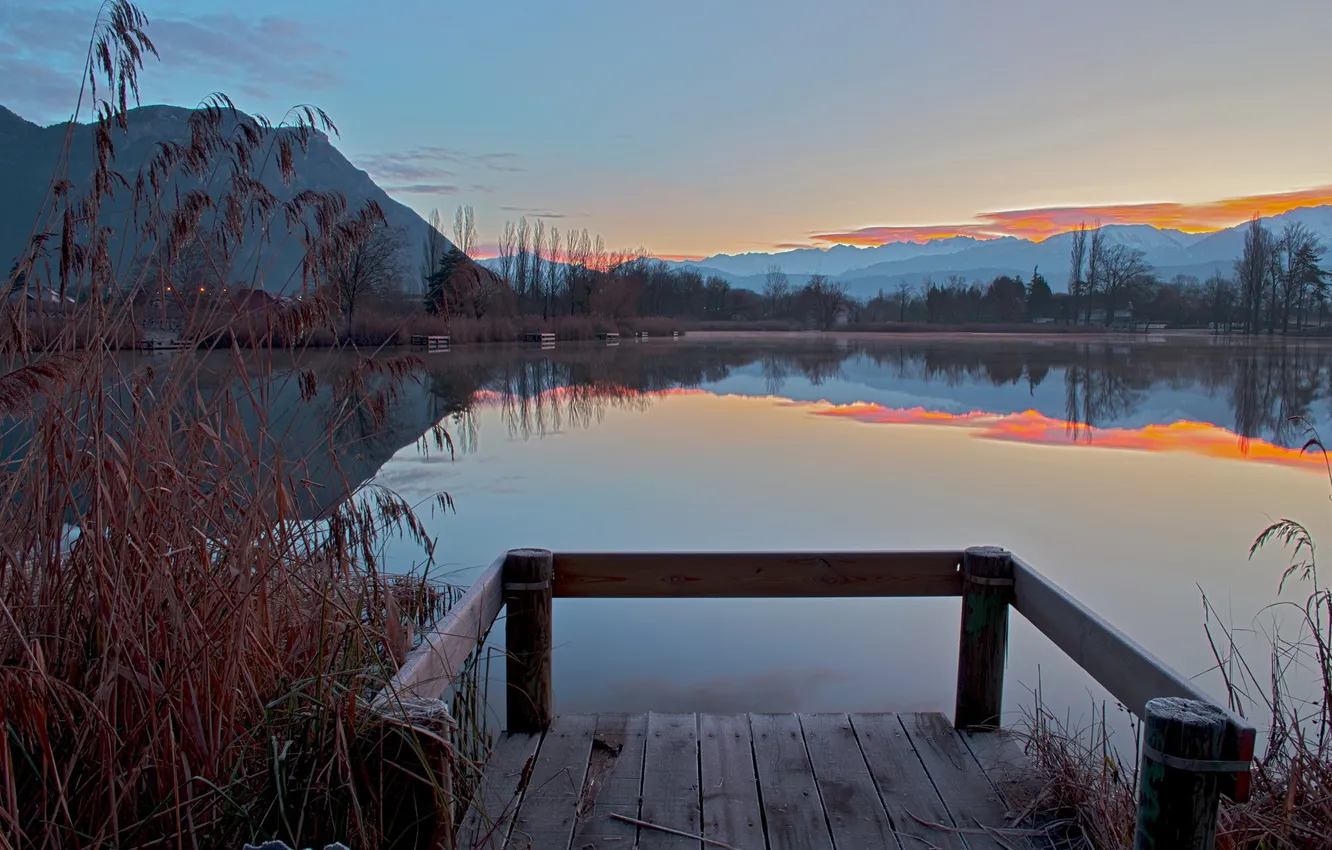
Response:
[0,103,472,294]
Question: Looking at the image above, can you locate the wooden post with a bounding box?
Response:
[1134,697,1228,850]
[955,546,1012,729]
[504,548,553,734]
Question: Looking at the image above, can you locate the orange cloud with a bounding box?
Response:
[652,253,708,263]
[812,403,1324,471]
[812,186,1332,246]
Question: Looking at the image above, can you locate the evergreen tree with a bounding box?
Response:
[1027,266,1053,318]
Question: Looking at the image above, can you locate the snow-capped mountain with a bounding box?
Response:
[664,207,1332,298]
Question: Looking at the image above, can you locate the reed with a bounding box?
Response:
[0,4,479,847]
[1007,432,1332,848]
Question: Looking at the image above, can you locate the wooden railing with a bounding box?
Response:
[388,546,1257,847]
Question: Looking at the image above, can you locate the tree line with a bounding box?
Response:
[372,207,1332,333]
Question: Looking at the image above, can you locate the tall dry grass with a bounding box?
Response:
[1008,434,1332,848]
[1,4,475,847]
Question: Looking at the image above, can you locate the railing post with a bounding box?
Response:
[504,548,553,734]
[954,546,1012,729]
[1134,697,1228,850]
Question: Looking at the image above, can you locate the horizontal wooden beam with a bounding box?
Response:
[552,551,965,598]
[1010,555,1255,802]
[382,555,505,702]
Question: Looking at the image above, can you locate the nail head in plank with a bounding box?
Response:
[750,712,835,850]
[699,714,765,850]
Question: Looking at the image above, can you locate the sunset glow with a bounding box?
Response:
[811,402,1325,471]
[811,186,1332,247]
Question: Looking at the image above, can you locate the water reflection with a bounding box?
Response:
[390,337,1332,468]
[134,336,1332,519]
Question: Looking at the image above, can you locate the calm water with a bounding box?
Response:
[309,335,1332,740]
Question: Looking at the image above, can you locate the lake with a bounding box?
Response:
[296,333,1332,746]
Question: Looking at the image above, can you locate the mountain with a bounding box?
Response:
[676,236,989,278]
[665,210,1332,299]
[0,104,449,293]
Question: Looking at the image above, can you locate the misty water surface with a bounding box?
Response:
[280,334,1332,744]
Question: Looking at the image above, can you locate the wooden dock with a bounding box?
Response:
[388,548,1258,850]
[459,711,1025,850]
[411,333,451,351]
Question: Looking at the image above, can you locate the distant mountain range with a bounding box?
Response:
[0,104,445,293]
[668,209,1332,299]
[11,103,1330,304]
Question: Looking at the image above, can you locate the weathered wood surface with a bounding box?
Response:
[504,548,554,734]
[900,712,1015,850]
[699,713,765,850]
[851,713,969,850]
[386,555,504,702]
[956,546,1013,729]
[507,714,596,849]
[552,551,965,598]
[460,713,1027,849]
[570,714,647,848]
[750,713,835,850]
[639,713,702,849]
[1010,555,1254,801]
[1134,698,1227,850]
[799,713,897,849]
[456,730,541,849]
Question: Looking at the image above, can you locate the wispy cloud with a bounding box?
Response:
[812,186,1332,246]
[383,183,460,195]
[499,206,585,219]
[0,5,347,123]
[653,253,707,262]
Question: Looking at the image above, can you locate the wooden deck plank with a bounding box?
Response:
[570,713,648,848]
[639,712,702,849]
[750,713,834,850]
[457,731,543,850]
[850,713,966,850]
[508,714,597,849]
[899,713,1014,850]
[699,713,765,850]
[799,713,898,849]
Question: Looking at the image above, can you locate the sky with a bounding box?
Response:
[3,0,1331,258]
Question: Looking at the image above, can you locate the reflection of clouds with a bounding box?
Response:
[600,668,853,713]
[810,401,1326,471]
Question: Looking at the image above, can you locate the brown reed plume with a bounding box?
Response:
[0,3,474,847]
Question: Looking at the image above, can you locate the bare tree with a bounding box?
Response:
[452,205,476,257]
[497,220,517,284]
[1084,225,1106,325]
[1100,244,1151,325]
[530,218,546,312]
[803,274,849,330]
[1236,217,1274,333]
[514,217,531,299]
[1068,223,1087,325]
[545,225,560,318]
[894,280,914,322]
[326,224,407,335]
[1276,222,1325,332]
[763,265,790,317]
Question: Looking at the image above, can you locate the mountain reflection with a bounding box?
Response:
[159,337,1332,518]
